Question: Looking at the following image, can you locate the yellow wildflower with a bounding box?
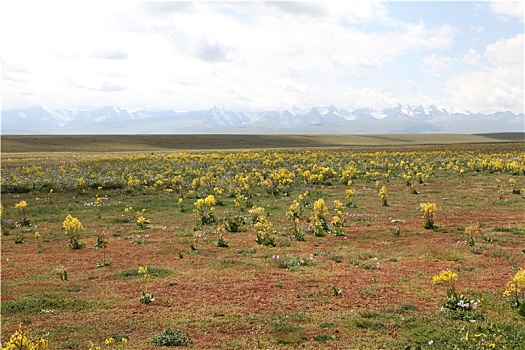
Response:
[465,223,480,237]
[345,189,355,198]
[503,269,525,297]
[420,202,437,216]
[313,198,327,217]
[15,200,27,210]
[62,214,82,232]
[432,270,458,284]
[204,194,216,207]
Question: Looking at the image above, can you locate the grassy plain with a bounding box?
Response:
[1,134,524,349]
[2,133,523,153]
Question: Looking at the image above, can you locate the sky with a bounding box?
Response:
[1,0,523,114]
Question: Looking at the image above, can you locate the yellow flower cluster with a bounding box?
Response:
[262,168,295,193]
[194,195,216,215]
[2,145,523,194]
[94,196,103,206]
[432,269,458,296]
[420,202,437,217]
[253,215,269,230]
[340,167,357,183]
[465,223,480,237]
[248,206,265,220]
[138,266,150,277]
[286,200,301,221]
[1,325,49,350]
[136,216,150,227]
[15,200,27,210]
[503,269,525,298]
[62,214,82,232]
[345,189,355,198]
[313,198,327,218]
[88,337,127,350]
[75,177,85,188]
[204,194,216,207]
[378,185,388,206]
[194,198,205,210]
[432,270,458,284]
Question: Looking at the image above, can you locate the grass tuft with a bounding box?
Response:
[111,267,172,279]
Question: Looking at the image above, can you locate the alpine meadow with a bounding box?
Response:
[1,134,524,349]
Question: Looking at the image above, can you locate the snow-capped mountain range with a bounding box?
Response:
[1,104,523,134]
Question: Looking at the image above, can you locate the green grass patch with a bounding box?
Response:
[319,322,337,329]
[355,320,386,331]
[2,295,104,314]
[210,259,242,268]
[313,334,335,342]
[111,267,172,279]
[493,226,525,235]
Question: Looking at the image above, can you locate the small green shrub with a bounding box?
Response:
[313,334,334,342]
[2,296,100,314]
[331,286,342,297]
[224,215,246,232]
[331,255,343,263]
[273,254,312,270]
[237,247,256,255]
[112,267,172,279]
[440,294,484,321]
[255,232,276,247]
[216,235,229,247]
[494,226,525,235]
[355,320,386,331]
[319,322,336,329]
[140,291,155,305]
[150,328,192,346]
[68,236,85,249]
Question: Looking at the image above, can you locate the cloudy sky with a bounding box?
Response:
[1,1,523,113]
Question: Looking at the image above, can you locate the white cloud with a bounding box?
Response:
[462,49,481,65]
[403,80,421,92]
[258,1,390,23]
[1,1,522,114]
[444,33,524,113]
[422,54,454,77]
[397,22,455,50]
[468,24,485,33]
[485,33,524,66]
[490,1,524,21]
[2,1,455,111]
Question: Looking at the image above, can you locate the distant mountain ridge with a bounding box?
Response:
[2,104,523,134]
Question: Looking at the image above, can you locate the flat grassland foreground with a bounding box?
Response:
[1,135,524,349]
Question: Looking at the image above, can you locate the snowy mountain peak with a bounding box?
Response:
[1,104,522,134]
[387,103,472,118]
[210,104,227,114]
